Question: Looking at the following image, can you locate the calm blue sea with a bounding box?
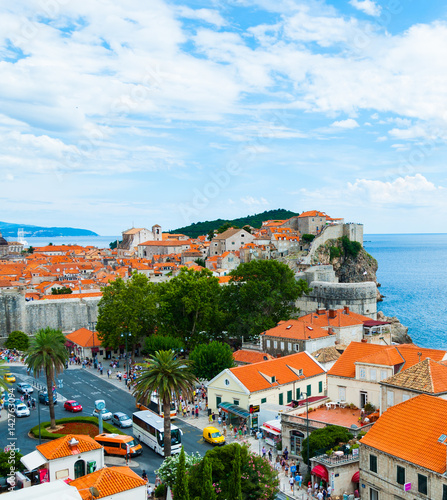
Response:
[364,234,447,349]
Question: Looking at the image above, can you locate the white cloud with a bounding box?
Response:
[331,119,359,129]
[240,196,269,207]
[176,7,226,28]
[349,0,382,17]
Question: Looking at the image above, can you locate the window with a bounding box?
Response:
[233,399,239,406]
[402,394,410,402]
[281,342,285,350]
[279,393,284,405]
[216,396,221,407]
[418,474,427,495]
[266,340,271,348]
[359,367,366,379]
[224,379,230,386]
[370,369,377,381]
[273,341,277,348]
[296,388,301,400]
[370,488,379,500]
[261,398,267,404]
[370,454,378,473]
[387,391,394,408]
[288,343,292,351]
[319,381,323,393]
[287,390,292,403]
[306,384,311,397]
[338,386,346,401]
[294,344,300,352]
[380,369,388,380]
[442,484,447,500]
[396,465,405,485]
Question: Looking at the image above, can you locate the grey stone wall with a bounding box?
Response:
[296,281,377,318]
[0,290,100,336]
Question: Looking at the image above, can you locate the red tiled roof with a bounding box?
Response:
[361,394,447,473]
[37,434,102,460]
[261,320,330,340]
[233,350,274,364]
[230,352,324,393]
[66,328,101,348]
[299,308,371,328]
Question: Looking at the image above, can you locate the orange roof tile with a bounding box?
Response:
[233,350,274,364]
[299,308,371,328]
[70,466,146,500]
[261,320,330,340]
[41,292,103,300]
[298,210,328,218]
[229,352,324,393]
[37,434,102,460]
[382,358,447,393]
[361,394,447,473]
[66,328,102,348]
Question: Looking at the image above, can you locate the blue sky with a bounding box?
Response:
[1,0,447,235]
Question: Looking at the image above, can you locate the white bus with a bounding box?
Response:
[132,410,182,456]
[136,392,177,419]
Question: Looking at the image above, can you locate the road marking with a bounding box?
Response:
[71,382,83,385]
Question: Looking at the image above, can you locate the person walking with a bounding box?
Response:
[261,446,266,458]
[268,448,273,462]
[289,475,294,493]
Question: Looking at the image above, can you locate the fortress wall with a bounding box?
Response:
[0,290,100,336]
[296,280,377,319]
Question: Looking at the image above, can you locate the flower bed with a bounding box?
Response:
[30,417,126,440]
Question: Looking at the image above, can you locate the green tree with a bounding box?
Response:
[201,455,216,500]
[222,260,310,340]
[228,445,242,500]
[143,335,185,356]
[26,328,68,429]
[156,451,202,487]
[301,234,315,243]
[217,222,238,234]
[27,246,34,254]
[207,229,216,241]
[157,268,224,348]
[189,341,234,380]
[301,425,354,464]
[133,350,197,457]
[173,447,190,500]
[0,450,24,477]
[51,287,73,295]
[194,258,206,268]
[96,273,158,362]
[340,235,362,258]
[5,330,30,351]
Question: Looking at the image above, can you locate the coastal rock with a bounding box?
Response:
[377,311,413,344]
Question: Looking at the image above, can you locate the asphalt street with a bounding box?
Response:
[0,365,213,482]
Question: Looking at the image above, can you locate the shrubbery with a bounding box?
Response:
[29,417,125,440]
[301,425,354,464]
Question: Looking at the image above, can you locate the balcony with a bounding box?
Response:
[314,452,359,466]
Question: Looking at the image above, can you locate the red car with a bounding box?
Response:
[64,400,83,412]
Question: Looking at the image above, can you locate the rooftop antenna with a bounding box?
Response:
[418,352,422,363]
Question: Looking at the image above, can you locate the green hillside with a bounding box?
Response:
[170,209,299,239]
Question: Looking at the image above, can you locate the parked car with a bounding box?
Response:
[203,426,225,445]
[111,412,132,428]
[64,400,83,412]
[92,408,112,420]
[38,391,57,405]
[17,383,34,394]
[3,373,16,383]
[15,403,30,418]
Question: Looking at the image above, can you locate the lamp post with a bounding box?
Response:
[121,332,130,381]
[37,390,42,445]
[300,391,311,475]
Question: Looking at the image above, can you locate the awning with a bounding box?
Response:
[352,470,360,482]
[218,402,250,418]
[311,464,328,482]
[20,450,47,471]
[261,419,281,434]
[260,426,281,436]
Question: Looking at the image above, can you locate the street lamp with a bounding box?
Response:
[300,391,311,475]
[121,332,130,381]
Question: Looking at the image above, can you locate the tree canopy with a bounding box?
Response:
[156,268,224,348]
[5,330,29,351]
[143,335,185,356]
[222,259,310,340]
[96,273,158,357]
[301,425,354,464]
[189,341,234,381]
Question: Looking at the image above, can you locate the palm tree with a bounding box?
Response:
[133,350,197,457]
[26,327,68,429]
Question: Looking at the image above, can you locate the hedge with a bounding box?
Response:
[30,416,126,440]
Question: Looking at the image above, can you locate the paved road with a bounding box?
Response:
[0,365,213,482]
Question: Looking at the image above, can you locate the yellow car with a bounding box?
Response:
[203,426,225,446]
[4,373,16,383]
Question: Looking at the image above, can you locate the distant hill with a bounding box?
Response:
[0,221,98,238]
[170,209,299,239]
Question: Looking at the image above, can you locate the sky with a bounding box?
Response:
[1,0,447,235]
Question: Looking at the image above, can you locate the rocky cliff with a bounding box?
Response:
[313,237,378,284]
[377,311,413,344]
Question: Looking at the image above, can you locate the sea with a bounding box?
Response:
[8,233,446,349]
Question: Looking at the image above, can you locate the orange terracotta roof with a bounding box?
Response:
[361,394,447,473]
[229,352,324,393]
[218,276,231,284]
[69,466,146,500]
[66,328,102,348]
[299,308,372,328]
[382,358,447,393]
[37,434,102,460]
[41,292,103,300]
[298,210,328,218]
[261,320,330,340]
[233,350,274,364]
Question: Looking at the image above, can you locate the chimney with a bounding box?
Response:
[328,309,337,319]
[343,306,350,315]
[328,327,334,335]
[68,437,80,455]
[316,307,326,315]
